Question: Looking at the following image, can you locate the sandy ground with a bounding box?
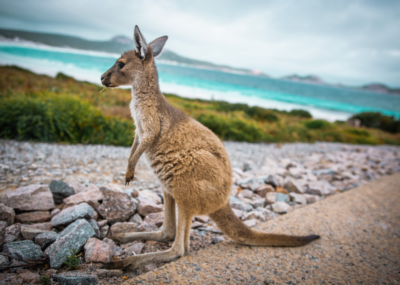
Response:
[123,173,400,284]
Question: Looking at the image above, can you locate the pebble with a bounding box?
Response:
[3,184,55,211]
[271,201,291,214]
[15,210,51,223]
[20,225,49,240]
[109,222,139,236]
[34,231,58,250]
[137,198,163,216]
[84,238,113,263]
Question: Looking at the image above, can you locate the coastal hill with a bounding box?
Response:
[0,28,265,76]
[0,28,399,95]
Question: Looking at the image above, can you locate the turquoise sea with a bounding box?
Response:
[1,41,399,121]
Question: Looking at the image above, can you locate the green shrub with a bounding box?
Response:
[39,276,50,285]
[0,94,133,146]
[63,248,81,270]
[304,119,332,129]
[345,128,370,137]
[288,109,312,118]
[351,112,400,133]
[196,113,266,142]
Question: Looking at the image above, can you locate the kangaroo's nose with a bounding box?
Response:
[101,74,106,81]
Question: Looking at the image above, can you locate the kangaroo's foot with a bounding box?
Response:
[101,247,183,271]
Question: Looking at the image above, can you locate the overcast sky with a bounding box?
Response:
[1,0,399,87]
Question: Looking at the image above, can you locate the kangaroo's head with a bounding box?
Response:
[101,26,168,88]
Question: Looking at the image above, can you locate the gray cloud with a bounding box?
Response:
[0,0,399,86]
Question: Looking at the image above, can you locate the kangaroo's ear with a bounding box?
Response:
[134,25,148,60]
[149,36,168,58]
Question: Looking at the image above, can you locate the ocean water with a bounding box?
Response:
[1,41,399,121]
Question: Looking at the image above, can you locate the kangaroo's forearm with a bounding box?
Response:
[128,134,140,161]
[128,135,156,169]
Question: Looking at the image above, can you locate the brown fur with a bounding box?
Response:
[100,26,319,271]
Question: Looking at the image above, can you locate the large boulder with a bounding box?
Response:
[15,211,51,224]
[0,203,15,225]
[98,188,137,222]
[63,190,103,210]
[84,238,113,263]
[45,219,95,268]
[51,203,94,227]
[49,180,74,204]
[3,185,55,211]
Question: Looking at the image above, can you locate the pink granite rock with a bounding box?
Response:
[137,198,162,217]
[3,185,55,211]
[15,211,51,224]
[63,190,103,210]
[97,188,137,223]
[29,222,53,231]
[66,178,88,194]
[84,238,112,263]
[109,222,139,236]
[139,222,158,232]
[123,242,144,255]
[143,212,164,227]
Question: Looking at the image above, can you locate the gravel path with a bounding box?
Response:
[123,173,400,284]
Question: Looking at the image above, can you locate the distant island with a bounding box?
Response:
[0,28,398,96]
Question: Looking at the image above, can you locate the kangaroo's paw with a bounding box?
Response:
[125,170,135,185]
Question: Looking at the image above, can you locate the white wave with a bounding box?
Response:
[159,81,352,121]
[0,36,120,59]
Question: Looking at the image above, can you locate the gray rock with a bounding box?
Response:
[51,208,60,218]
[0,203,15,225]
[289,193,307,205]
[34,231,58,250]
[129,213,143,225]
[51,203,94,227]
[51,271,98,285]
[303,194,321,204]
[0,221,6,250]
[255,184,275,197]
[284,178,306,194]
[100,225,109,239]
[49,180,74,204]
[232,208,244,219]
[144,212,164,227]
[98,188,137,222]
[243,219,258,228]
[249,198,266,208]
[0,273,22,285]
[21,225,49,240]
[124,242,145,255]
[276,193,289,202]
[3,240,44,267]
[66,178,88,194]
[229,196,253,212]
[3,185,55,211]
[5,223,21,242]
[89,219,100,239]
[0,254,9,265]
[271,202,291,214]
[97,220,108,228]
[45,219,95,268]
[139,190,162,205]
[264,175,278,187]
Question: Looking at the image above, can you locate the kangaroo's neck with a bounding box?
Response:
[131,61,164,104]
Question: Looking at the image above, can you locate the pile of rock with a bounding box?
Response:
[0,178,175,283]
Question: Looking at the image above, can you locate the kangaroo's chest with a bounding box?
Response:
[130,98,143,137]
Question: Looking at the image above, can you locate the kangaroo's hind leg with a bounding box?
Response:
[109,191,176,243]
[102,205,192,270]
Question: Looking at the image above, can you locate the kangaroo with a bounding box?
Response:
[100,26,319,271]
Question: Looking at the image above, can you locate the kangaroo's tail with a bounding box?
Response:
[209,203,320,247]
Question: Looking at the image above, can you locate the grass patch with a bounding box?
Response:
[0,65,399,145]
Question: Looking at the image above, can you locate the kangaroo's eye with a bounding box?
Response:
[117,62,125,69]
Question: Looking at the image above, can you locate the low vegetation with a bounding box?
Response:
[0,65,399,146]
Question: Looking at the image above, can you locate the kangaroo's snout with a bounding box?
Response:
[101,73,111,87]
